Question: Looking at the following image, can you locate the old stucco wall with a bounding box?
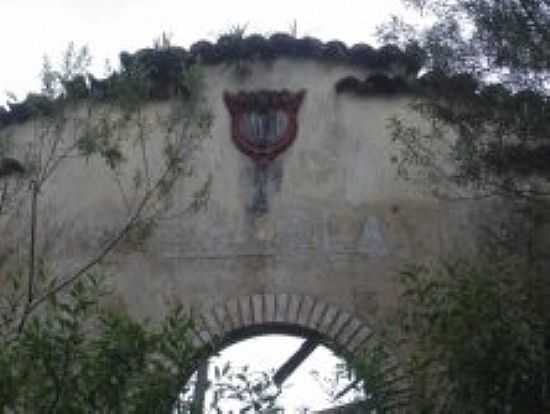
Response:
[2,58,483,352]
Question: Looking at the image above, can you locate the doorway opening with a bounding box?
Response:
[171,294,400,413]
[179,333,365,413]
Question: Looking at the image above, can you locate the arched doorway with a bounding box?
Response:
[176,294,403,412]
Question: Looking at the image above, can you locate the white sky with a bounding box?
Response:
[0,0,418,106]
[192,335,362,412]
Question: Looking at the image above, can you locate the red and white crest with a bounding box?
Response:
[223,89,306,164]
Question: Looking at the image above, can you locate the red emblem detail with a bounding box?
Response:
[224,90,306,163]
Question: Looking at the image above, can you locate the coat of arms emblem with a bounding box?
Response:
[223,89,306,164]
[224,89,306,215]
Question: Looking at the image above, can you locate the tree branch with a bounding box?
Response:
[15,161,176,334]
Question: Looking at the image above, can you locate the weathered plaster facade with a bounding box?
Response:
[1,56,485,358]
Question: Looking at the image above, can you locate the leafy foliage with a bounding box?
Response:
[398,260,549,413]
[207,362,282,413]
[378,2,550,412]
[381,0,550,195]
[0,272,199,414]
[352,342,410,413]
[41,42,92,99]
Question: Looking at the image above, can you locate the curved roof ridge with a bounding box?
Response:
[0,34,425,129]
[168,32,425,73]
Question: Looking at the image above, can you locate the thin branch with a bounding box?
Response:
[27,181,38,307]
[137,109,152,190]
[0,181,8,216]
[111,168,132,213]
[39,140,80,188]
[16,161,176,332]
[39,120,62,178]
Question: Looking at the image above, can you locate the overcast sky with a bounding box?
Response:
[200,335,362,411]
[0,0,421,106]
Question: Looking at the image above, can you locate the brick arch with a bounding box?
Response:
[189,293,375,357]
[182,293,409,409]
